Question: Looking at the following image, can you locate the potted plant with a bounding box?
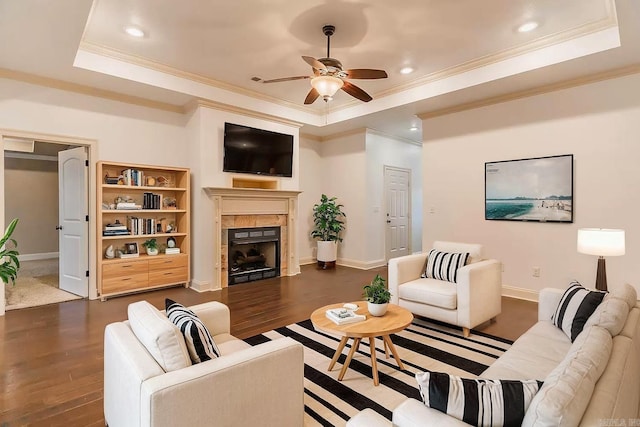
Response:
[142,238,159,256]
[311,194,346,269]
[0,218,20,285]
[363,274,391,316]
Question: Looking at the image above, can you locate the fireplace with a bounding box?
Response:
[227,226,280,285]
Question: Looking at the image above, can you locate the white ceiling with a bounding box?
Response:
[1,0,639,142]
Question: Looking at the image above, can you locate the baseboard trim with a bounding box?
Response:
[502,285,539,302]
[299,257,314,265]
[337,258,387,270]
[18,252,59,262]
[189,280,212,293]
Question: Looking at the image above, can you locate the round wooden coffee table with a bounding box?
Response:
[310,301,413,386]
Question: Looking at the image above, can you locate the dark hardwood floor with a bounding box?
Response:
[0,265,537,426]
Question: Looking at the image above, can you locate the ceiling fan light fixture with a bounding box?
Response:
[124,26,145,38]
[311,76,344,102]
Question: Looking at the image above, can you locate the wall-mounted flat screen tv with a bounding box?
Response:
[485,154,573,223]
[223,122,294,177]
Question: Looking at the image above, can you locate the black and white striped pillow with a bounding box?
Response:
[165,299,220,364]
[421,249,469,283]
[416,371,543,427]
[552,281,606,342]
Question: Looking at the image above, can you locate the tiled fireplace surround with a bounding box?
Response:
[204,187,301,288]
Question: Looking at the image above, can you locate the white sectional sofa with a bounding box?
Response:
[104,300,304,427]
[348,285,640,426]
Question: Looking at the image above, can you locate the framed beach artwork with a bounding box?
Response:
[485,154,573,223]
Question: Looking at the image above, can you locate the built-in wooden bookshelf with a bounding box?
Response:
[97,161,190,299]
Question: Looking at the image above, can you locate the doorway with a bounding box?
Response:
[3,138,89,310]
[384,166,411,261]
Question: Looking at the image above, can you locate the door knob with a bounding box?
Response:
[56,225,63,230]
[386,220,391,223]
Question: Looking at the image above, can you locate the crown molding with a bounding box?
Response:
[418,64,640,120]
[299,133,323,142]
[366,128,421,146]
[189,99,303,128]
[1,127,97,145]
[0,68,184,114]
[78,41,319,115]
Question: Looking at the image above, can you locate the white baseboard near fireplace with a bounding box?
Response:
[299,257,314,265]
[18,252,59,261]
[337,258,387,270]
[190,280,213,292]
[501,285,539,302]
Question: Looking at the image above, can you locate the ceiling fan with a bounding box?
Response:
[262,25,388,104]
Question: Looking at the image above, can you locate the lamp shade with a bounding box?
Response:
[577,228,625,256]
[310,76,344,100]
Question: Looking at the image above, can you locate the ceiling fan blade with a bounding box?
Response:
[262,76,310,84]
[345,69,388,79]
[304,88,320,104]
[341,81,373,102]
[302,56,327,70]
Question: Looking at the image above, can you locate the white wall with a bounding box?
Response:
[298,136,323,263]
[422,73,640,297]
[365,130,423,262]
[319,132,368,265]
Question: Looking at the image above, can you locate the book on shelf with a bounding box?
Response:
[325,308,366,325]
[116,202,142,210]
[118,253,139,259]
[102,230,130,236]
[164,248,181,255]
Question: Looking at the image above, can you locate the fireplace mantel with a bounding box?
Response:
[205,187,302,288]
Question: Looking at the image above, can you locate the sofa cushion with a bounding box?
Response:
[611,283,638,310]
[399,278,457,309]
[416,371,543,427]
[552,281,606,342]
[127,300,191,372]
[522,325,612,427]
[422,249,469,283]
[585,295,629,337]
[166,299,221,364]
[482,321,571,381]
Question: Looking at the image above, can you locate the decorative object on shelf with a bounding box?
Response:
[163,197,177,209]
[167,236,176,248]
[166,222,176,233]
[145,176,156,186]
[142,238,159,256]
[577,228,625,291]
[120,242,139,258]
[311,194,346,270]
[156,175,174,188]
[105,245,115,259]
[363,274,391,317]
[0,218,20,286]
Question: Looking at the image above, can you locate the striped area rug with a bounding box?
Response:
[245,317,512,426]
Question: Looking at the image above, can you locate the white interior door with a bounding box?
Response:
[385,166,411,261]
[58,147,88,297]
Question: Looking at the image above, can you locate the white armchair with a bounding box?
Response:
[104,300,304,427]
[389,241,502,337]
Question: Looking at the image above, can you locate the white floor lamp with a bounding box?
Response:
[577,228,625,291]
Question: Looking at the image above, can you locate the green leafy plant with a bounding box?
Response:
[311,194,346,242]
[142,238,158,250]
[0,218,20,285]
[363,274,391,304]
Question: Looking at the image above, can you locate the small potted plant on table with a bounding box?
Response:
[363,274,391,317]
[142,238,159,256]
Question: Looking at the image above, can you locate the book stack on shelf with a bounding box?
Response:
[122,168,144,186]
[165,247,180,255]
[326,308,366,325]
[128,217,157,235]
[116,201,142,210]
[143,192,163,209]
[103,221,130,237]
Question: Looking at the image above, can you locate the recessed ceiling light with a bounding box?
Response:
[517,21,539,33]
[410,126,419,131]
[125,26,145,38]
[400,67,414,75]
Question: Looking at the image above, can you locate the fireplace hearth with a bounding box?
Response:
[228,226,280,285]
